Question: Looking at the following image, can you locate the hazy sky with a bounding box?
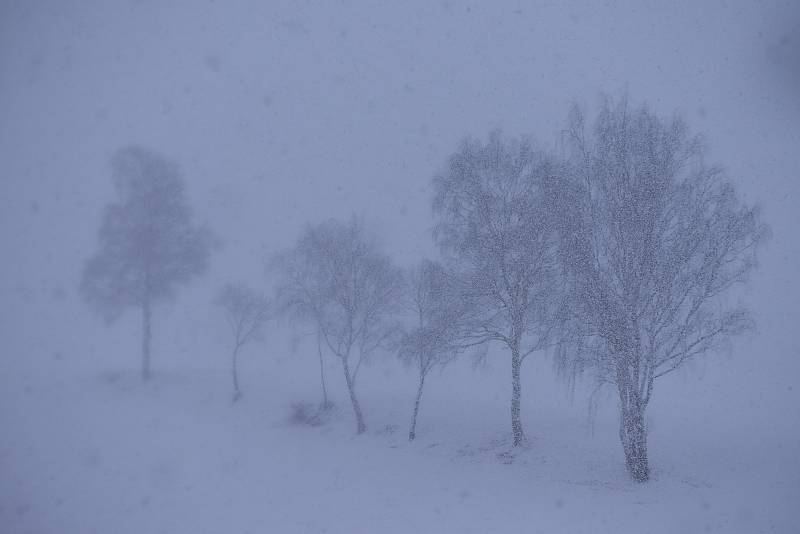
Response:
[1,0,798,381]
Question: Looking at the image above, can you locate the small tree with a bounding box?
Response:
[215,283,271,401]
[81,145,212,380]
[272,216,404,434]
[432,132,564,446]
[398,259,471,441]
[547,95,768,481]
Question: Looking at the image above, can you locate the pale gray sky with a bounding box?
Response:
[0,0,798,382]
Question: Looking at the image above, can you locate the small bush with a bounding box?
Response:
[287,401,335,427]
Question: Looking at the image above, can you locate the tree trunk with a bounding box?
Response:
[510,344,524,446]
[232,344,242,402]
[342,359,366,434]
[141,298,152,381]
[618,388,649,482]
[317,333,330,409]
[408,374,426,441]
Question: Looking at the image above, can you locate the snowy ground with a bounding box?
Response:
[2,338,797,534]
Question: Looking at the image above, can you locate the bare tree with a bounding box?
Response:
[432,131,564,446]
[315,330,332,410]
[215,283,271,402]
[81,146,212,380]
[272,216,404,434]
[398,260,472,441]
[547,95,769,481]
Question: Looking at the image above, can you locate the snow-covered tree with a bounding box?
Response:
[432,132,565,446]
[398,259,472,441]
[547,96,769,481]
[215,282,271,402]
[81,146,212,380]
[272,216,404,434]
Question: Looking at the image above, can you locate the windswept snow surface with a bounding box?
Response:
[1,346,797,534]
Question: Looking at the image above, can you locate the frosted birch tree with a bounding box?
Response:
[81,146,212,380]
[215,283,271,402]
[432,132,564,446]
[398,259,472,441]
[547,96,769,481]
[272,217,404,434]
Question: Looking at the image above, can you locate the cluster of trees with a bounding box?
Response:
[82,96,767,482]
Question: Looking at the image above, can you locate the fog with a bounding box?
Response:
[1,1,799,533]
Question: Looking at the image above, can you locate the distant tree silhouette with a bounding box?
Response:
[81,146,212,380]
[215,282,271,402]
